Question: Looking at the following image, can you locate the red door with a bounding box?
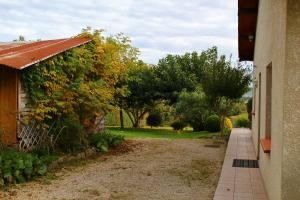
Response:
[0,66,18,144]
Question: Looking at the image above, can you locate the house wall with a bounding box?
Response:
[281,1,300,199]
[252,0,287,199]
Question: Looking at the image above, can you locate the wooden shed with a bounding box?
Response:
[0,37,91,145]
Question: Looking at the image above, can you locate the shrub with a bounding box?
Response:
[234,117,249,128]
[247,98,253,127]
[56,117,85,153]
[224,117,233,133]
[205,115,221,132]
[146,112,162,127]
[0,149,50,186]
[171,121,186,131]
[88,131,125,152]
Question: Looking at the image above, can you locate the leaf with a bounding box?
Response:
[37,165,47,175]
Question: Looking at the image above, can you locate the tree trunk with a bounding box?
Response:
[120,109,124,129]
[133,119,140,128]
[220,115,225,137]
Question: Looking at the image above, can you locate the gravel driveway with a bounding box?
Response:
[2,138,226,200]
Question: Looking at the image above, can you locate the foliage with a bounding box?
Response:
[228,101,247,116]
[202,47,251,102]
[175,87,209,131]
[247,98,253,113]
[104,111,132,127]
[171,121,187,131]
[55,117,86,153]
[247,98,253,127]
[21,28,139,151]
[224,117,233,133]
[153,54,198,104]
[88,131,124,152]
[205,115,221,132]
[0,149,51,186]
[120,63,157,128]
[146,112,162,128]
[234,116,250,128]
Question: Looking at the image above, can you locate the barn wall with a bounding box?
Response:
[0,66,18,144]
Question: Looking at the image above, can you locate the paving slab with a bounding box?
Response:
[213,128,268,200]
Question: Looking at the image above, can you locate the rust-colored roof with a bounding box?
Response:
[238,0,258,61]
[0,37,91,70]
[0,42,28,50]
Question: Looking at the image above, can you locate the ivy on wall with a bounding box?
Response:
[21,29,139,133]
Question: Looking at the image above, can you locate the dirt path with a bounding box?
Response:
[3,139,226,200]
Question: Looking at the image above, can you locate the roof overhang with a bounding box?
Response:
[238,0,259,61]
[0,37,92,70]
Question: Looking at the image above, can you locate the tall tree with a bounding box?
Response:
[202,48,251,135]
[121,62,157,128]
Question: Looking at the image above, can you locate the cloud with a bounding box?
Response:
[0,0,238,64]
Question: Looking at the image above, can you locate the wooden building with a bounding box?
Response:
[0,37,91,145]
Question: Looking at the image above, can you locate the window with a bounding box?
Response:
[260,63,272,154]
[265,63,272,139]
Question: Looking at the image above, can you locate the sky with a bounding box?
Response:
[0,0,238,64]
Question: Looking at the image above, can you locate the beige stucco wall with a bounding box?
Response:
[281,1,300,199]
[252,0,287,199]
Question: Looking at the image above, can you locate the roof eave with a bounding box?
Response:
[238,0,259,61]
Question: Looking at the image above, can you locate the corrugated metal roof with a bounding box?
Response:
[0,42,28,50]
[0,37,91,70]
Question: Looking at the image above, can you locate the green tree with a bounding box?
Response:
[201,48,251,135]
[121,63,157,128]
[175,87,209,131]
[153,55,197,104]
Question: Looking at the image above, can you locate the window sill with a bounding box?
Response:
[260,139,271,153]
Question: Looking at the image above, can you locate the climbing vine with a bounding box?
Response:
[21,29,139,134]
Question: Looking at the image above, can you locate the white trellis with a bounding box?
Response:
[18,121,65,151]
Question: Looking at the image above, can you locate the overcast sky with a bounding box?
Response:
[0,0,238,64]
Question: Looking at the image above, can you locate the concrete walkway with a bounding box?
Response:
[213,128,268,200]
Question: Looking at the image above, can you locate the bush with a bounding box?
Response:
[88,131,125,152]
[56,117,85,153]
[0,149,50,187]
[171,121,186,131]
[146,112,162,127]
[205,115,221,132]
[247,98,252,128]
[234,117,249,128]
[224,117,233,133]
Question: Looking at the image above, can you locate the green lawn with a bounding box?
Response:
[107,127,219,139]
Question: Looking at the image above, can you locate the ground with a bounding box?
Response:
[2,137,226,200]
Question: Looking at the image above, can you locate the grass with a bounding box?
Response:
[107,127,219,139]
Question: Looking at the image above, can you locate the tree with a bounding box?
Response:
[121,63,157,128]
[175,87,209,131]
[201,47,251,135]
[153,55,198,104]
